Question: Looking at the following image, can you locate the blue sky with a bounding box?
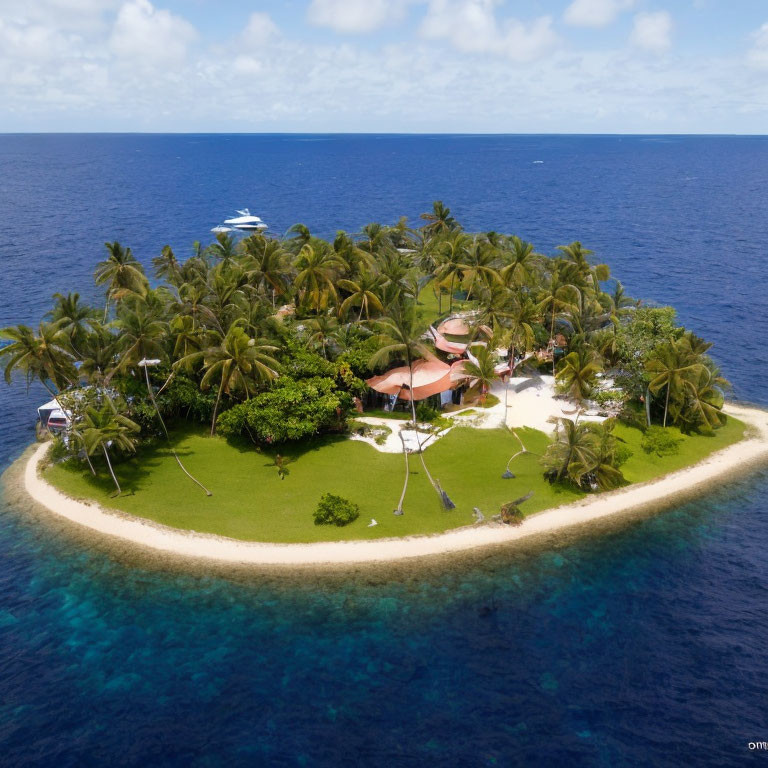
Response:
[1,0,767,133]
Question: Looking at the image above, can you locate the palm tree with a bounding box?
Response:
[420,200,458,236]
[458,237,500,300]
[646,339,705,427]
[181,322,279,435]
[0,323,76,396]
[285,223,312,253]
[436,231,471,313]
[541,417,598,486]
[556,347,603,402]
[305,314,340,359]
[462,345,498,405]
[677,365,728,432]
[47,292,97,356]
[243,236,290,306]
[294,243,343,313]
[78,400,140,495]
[108,301,168,380]
[77,322,118,386]
[536,265,580,376]
[94,242,148,320]
[370,304,452,511]
[152,245,183,286]
[338,271,385,321]
[500,236,539,287]
[206,232,239,267]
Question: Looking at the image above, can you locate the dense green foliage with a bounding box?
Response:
[1,200,731,499]
[217,376,353,444]
[641,425,683,457]
[313,493,360,527]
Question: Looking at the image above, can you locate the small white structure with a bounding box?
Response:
[37,399,71,432]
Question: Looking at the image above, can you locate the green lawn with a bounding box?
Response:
[44,416,745,543]
[615,417,745,483]
[417,285,475,322]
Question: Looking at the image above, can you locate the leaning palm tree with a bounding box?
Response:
[0,322,76,397]
[369,303,454,511]
[556,347,603,402]
[79,400,140,496]
[180,322,279,435]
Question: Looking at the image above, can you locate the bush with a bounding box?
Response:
[313,493,360,527]
[415,402,440,422]
[217,376,354,444]
[594,389,626,407]
[641,425,683,457]
[614,442,633,468]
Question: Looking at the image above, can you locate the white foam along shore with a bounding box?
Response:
[16,403,768,568]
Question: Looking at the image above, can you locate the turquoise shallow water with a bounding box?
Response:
[1,134,767,765]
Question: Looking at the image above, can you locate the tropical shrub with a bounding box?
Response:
[641,426,682,457]
[217,376,353,444]
[313,493,360,526]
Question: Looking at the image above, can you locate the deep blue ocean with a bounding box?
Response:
[0,134,767,766]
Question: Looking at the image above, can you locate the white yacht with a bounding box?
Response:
[223,209,268,230]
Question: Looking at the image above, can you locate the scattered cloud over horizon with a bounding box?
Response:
[630,11,673,53]
[420,0,556,61]
[307,0,416,34]
[563,0,634,29]
[0,0,766,133]
[747,21,768,69]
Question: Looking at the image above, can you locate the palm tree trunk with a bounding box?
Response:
[396,431,409,514]
[664,382,670,428]
[437,282,442,315]
[102,444,121,495]
[449,273,455,313]
[144,366,212,496]
[85,452,96,476]
[550,309,556,377]
[210,378,226,436]
[408,361,439,494]
[645,385,652,427]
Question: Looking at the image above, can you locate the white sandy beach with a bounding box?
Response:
[14,402,768,567]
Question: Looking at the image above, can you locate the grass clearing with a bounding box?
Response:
[44,416,746,543]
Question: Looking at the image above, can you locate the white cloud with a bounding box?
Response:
[747,22,768,69]
[0,0,765,134]
[563,0,634,28]
[307,0,414,34]
[630,11,673,53]
[110,0,197,68]
[420,0,556,61]
[240,12,280,47]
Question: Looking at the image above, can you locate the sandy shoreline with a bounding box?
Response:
[8,403,768,568]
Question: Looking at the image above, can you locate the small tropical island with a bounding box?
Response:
[3,202,767,565]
